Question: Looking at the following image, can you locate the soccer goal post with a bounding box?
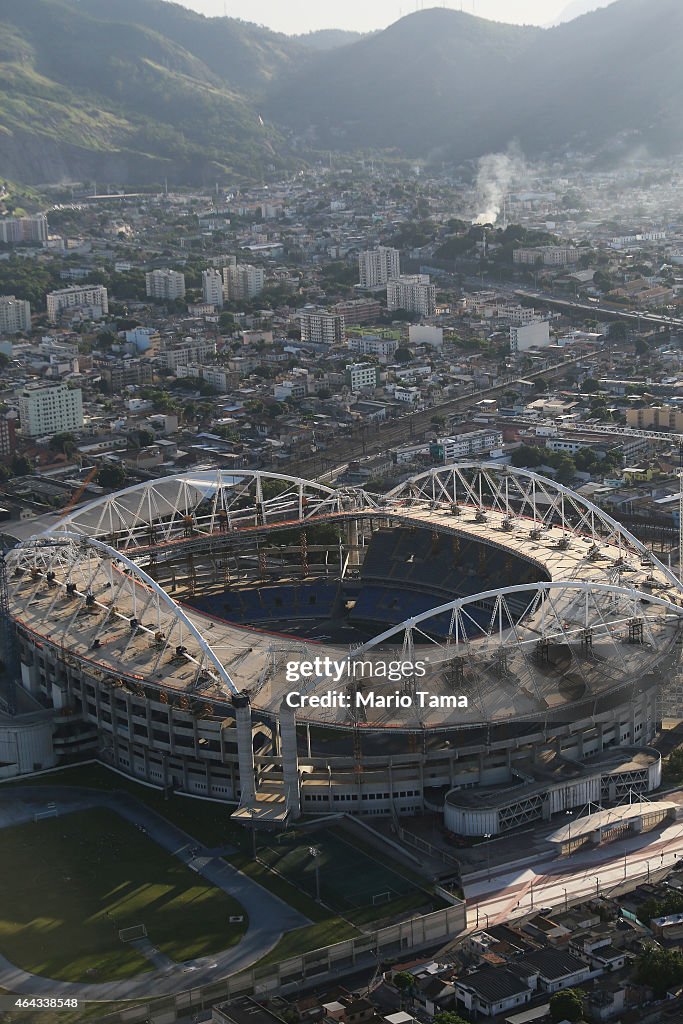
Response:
[119,924,147,943]
[371,891,393,905]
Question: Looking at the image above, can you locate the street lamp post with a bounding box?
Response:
[563,887,568,912]
[530,879,535,910]
[484,833,492,880]
[309,846,321,902]
[566,810,574,854]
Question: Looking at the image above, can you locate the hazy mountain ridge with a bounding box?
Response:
[292,29,368,51]
[268,0,683,164]
[0,0,680,185]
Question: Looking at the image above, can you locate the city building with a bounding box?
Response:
[17,382,84,437]
[176,364,240,393]
[156,337,217,372]
[145,269,186,301]
[202,269,224,309]
[345,362,381,392]
[99,359,154,393]
[510,320,550,353]
[348,335,399,361]
[46,285,108,323]
[387,275,436,317]
[299,311,345,346]
[333,298,383,325]
[409,325,443,348]
[223,264,265,301]
[0,213,48,246]
[513,246,580,266]
[627,405,683,432]
[0,295,31,334]
[0,416,16,456]
[431,428,504,463]
[358,246,401,289]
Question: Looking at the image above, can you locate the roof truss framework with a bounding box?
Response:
[387,462,681,593]
[45,471,375,552]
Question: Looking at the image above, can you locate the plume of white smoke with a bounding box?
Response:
[473,144,527,225]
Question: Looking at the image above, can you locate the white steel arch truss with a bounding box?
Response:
[45,471,374,552]
[7,533,240,699]
[386,462,682,592]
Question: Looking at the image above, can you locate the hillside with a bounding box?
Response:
[293,30,368,51]
[268,0,683,163]
[0,0,303,185]
[0,0,682,186]
[267,9,539,157]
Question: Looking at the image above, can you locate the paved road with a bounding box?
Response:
[0,786,309,1000]
[464,814,683,931]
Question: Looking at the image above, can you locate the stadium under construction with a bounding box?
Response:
[3,463,683,836]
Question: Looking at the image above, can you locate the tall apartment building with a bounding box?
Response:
[387,275,436,317]
[345,363,381,392]
[223,264,265,301]
[0,213,48,246]
[145,269,186,301]
[299,311,345,346]
[17,382,84,437]
[358,246,401,289]
[0,416,16,456]
[202,269,224,309]
[47,285,108,323]
[0,295,31,334]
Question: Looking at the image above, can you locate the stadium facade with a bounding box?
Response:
[6,464,682,835]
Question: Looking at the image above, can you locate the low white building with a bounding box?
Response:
[47,284,108,323]
[432,429,503,462]
[510,320,550,353]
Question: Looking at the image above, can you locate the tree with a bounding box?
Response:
[608,321,627,341]
[49,432,77,457]
[549,988,583,1023]
[432,1013,469,1024]
[136,429,156,448]
[97,462,127,489]
[394,346,412,362]
[635,945,683,998]
[11,454,32,476]
[580,378,600,393]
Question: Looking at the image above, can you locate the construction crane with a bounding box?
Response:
[59,465,98,520]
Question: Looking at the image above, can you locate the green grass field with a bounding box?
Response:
[257,827,435,925]
[0,808,248,983]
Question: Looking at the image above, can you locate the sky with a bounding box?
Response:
[180,0,608,35]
